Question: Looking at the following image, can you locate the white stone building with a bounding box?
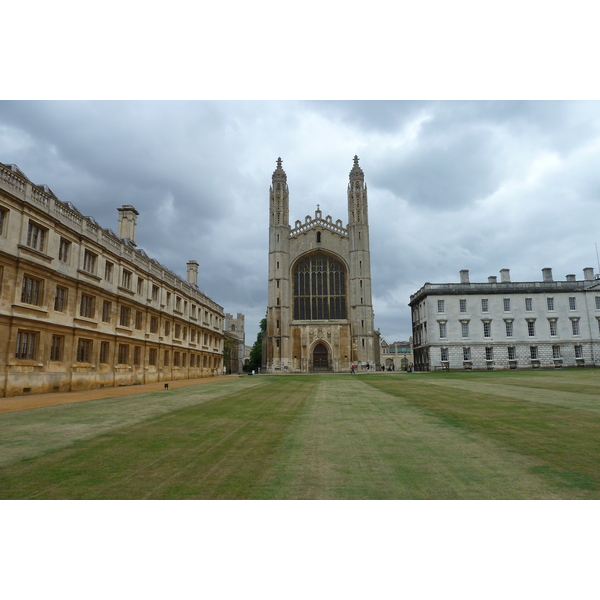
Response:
[410,268,600,371]
[264,157,379,373]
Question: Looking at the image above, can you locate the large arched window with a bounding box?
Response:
[293,253,346,320]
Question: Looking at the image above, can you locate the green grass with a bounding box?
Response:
[1,370,599,499]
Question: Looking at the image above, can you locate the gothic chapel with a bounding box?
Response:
[265,156,380,373]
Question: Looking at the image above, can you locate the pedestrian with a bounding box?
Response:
[351,364,355,374]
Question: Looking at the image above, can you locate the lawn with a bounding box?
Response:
[1,369,599,499]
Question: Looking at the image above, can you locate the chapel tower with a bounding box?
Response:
[265,156,379,373]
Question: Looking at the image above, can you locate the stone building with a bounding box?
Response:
[380,338,414,371]
[264,156,379,373]
[409,267,600,371]
[224,312,245,373]
[0,162,224,397]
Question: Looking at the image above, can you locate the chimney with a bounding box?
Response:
[542,267,553,282]
[566,274,576,282]
[117,205,139,246]
[187,260,199,286]
[460,269,470,284]
[500,268,511,283]
[488,276,497,284]
[583,267,595,281]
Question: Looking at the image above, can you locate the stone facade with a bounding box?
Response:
[224,312,246,373]
[410,268,600,371]
[0,162,224,397]
[380,338,414,371]
[265,157,380,373]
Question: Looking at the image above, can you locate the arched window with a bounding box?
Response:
[293,253,346,320]
[316,231,321,243]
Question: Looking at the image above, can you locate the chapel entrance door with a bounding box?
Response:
[312,343,329,371]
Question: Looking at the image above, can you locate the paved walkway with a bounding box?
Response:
[0,375,243,414]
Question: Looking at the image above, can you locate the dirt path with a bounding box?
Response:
[0,375,244,414]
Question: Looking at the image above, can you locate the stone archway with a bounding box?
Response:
[312,343,329,371]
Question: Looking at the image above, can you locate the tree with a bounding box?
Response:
[248,318,266,372]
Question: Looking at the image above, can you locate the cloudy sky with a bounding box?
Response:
[2,100,600,344]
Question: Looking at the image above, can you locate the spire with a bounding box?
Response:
[272,157,287,182]
[349,155,364,181]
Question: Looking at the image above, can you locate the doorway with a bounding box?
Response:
[312,343,329,371]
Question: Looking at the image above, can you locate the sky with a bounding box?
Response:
[2,100,600,344]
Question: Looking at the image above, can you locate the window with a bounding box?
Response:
[166,292,171,307]
[26,221,46,252]
[99,342,110,364]
[50,335,63,361]
[181,353,186,368]
[83,250,97,274]
[505,320,513,337]
[481,299,489,312]
[437,300,445,313]
[118,344,129,365]
[58,238,71,263]
[133,346,141,366]
[183,327,187,341]
[463,347,471,361]
[191,304,197,318]
[508,346,516,360]
[135,311,143,330]
[175,323,181,339]
[102,301,112,323]
[574,345,583,359]
[120,306,131,327]
[485,347,493,361]
[503,298,510,312]
[525,298,533,311]
[150,316,158,333]
[438,322,447,338]
[459,299,467,313]
[105,261,114,282]
[440,348,449,362]
[164,321,171,336]
[527,320,536,337]
[54,286,68,312]
[0,207,6,234]
[461,322,469,338]
[316,231,321,243]
[175,296,182,312]
[152,284,159,301]
[149,348,157,366]
[21,276,42,305]
[293,252,347,320]
[77,338,92,363]
[530,346,538,360]
[80,294,95,319]
[16,331,37,360]
[596,297,600,310]
[569,297,577,311]
[121,269,132,289]
[552,345,561,359]
[137,278,144,295]
[174,352,180,367]
[547,297,554,311]
[164,350,170,366]
[483,321,491,337]
[549,320,557,337]
[191,329,196,342]
[571,319,580,336]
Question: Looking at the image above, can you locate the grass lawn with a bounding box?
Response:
[1,369,599,499]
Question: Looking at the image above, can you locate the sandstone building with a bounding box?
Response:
[224,312,246,373]
[410,268,600,371]
[0,162,224,397]
[380,338,413,371]
[264,157,379,373]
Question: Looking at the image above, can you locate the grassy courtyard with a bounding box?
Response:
[1,369,599,499]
